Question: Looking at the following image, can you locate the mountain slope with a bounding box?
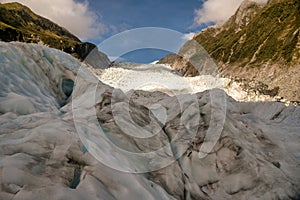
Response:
[159,0,300,102]
[0,2,110,67]
[195,0,299,66]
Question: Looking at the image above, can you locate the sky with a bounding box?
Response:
[1,0,267,63]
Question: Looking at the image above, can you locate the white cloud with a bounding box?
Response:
[0,0,107,40]
[182,32,195,41]
[192,0,268,27]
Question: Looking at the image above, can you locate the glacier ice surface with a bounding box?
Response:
[0,42,299,200]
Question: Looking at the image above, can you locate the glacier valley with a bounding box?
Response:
[0,42,299,200]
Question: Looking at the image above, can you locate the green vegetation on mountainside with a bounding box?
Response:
[195,0,300,66]
[0,2,97,60]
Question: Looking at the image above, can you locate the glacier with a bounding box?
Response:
[0,42,299,200]
[98,63,282,102]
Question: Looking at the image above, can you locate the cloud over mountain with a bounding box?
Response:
[192,0,268,26]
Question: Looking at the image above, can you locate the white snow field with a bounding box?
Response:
[98,63,278,102]
[0,42,299,200]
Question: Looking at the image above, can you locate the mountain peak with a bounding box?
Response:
[227,0,263,32]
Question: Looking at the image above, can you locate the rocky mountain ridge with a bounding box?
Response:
[197,0,299,66]
[159,0,300,103]
[0,2,110,68]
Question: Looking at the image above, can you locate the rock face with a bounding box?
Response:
[159,0,300,102]
[158,54,198,77]
[0,2,110,68]
[0,42,300,199]
[82,43,111,69]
